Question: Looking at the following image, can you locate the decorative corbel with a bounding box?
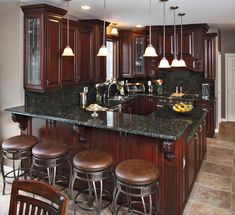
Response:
[11,114,29,131]
[162,140,175,160]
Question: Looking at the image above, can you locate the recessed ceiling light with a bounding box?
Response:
[81,5,91,10]
[136,25,143,28]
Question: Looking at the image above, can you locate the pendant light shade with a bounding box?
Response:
[143,0,158,57]
[170,6,180,67]
[62,0,74,57]
[178,13,187,67]
[159,0,170,68]
[111,23,118,35]
[97,0,108,56]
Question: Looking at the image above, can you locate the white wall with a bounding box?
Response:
[0,2,24,142]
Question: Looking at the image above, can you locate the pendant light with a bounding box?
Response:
[62,0,74,57]
[159,0,170,68]
[143,0,158,57]
[111,23,118,36]
[178,13,187,67]
[97,0,108,56]
[170,6,181,67]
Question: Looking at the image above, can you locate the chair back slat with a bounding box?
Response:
[8,179,67,215]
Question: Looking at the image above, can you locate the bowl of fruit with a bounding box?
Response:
[172,102,193,114]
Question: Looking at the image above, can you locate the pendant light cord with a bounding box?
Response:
[180,15,183,59]
[173,8,176,59]
[163,0,166,57]
[67,0,70,46]
[149,0,152,44]
[102,0,106,46]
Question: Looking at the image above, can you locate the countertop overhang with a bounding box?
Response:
[5,98,207,141]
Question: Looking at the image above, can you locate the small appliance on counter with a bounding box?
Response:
[202,83,210,100]
[125,82,145,94]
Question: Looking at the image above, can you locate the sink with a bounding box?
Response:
[108,95,129,101]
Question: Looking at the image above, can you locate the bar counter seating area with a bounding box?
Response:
[1,0,235,215]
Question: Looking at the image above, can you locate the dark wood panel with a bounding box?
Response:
[61,20,77,86]
[45,15,61,89]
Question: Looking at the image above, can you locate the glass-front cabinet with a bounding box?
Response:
[133,35,145,76]
[21,5,66,92]
[26,15,41,87]
[119,30,147,78]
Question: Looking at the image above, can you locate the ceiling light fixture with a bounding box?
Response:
[136,25,143,28]
[81,5,91,10]
[178,13,187,67]
[62,0,74,57]
[143,0,158,57]
[111,23,118,35]
[97,0,108,56]
[170,6,181,67]
[159,0,170,68]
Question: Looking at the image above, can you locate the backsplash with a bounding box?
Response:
[155,69,204,94]
[25,85,96,107]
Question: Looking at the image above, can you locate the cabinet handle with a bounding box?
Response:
[199,125,202,132]
[194,132,198,140]
[46,80,49,86]
[183,156,186,170]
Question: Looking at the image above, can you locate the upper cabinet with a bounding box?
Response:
[21,4,66,92]
[203,33,217,81]
[61,19,77,86]
[150,24,209,73]
[119,30,147,78]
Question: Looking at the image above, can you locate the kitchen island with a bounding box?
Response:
[6,95,207,215]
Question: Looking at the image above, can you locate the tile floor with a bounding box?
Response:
[1,122,235,215]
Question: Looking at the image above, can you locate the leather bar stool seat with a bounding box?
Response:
[1,135,38,195]
[115,159,159,185]
[113,159,160,215]
[32,142,68,159]
[30,141,72,188]
[2,135,38,151]
[70,150,113,215]
[73,150,113,172]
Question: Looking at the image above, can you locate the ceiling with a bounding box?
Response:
[6,0,235,30]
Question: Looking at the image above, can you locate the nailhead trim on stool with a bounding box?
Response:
[1,135,38,195]
[70,150,113,215]
[113,159,160,215]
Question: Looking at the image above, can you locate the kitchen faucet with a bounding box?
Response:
[107,80,117,99]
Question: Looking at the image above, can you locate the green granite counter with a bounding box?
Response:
[5,101,206,141]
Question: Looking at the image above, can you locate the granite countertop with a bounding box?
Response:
[5,96,206,141]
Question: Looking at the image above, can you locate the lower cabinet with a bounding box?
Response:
[184,119,207,205]
[195,100,215,138]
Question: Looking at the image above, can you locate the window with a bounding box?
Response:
[106,38,119,81]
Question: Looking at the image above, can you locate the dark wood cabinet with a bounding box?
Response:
[21,4,66,92]
[119,30,147,78]
[61,20,77,86]
[195,100,215,138]
[148,24,209,73]
[203,33,217,80]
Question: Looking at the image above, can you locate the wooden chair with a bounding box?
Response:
[8,179,67,215]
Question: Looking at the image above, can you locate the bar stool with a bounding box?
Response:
[113,159,160,215]
[30,141,72,188]
[70,150,113,215]
[1,135,38,195]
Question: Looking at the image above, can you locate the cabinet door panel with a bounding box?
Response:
[61,21,76,86]
[46,16,61,89]
[77,30,92,83]
[120,35,132,78]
